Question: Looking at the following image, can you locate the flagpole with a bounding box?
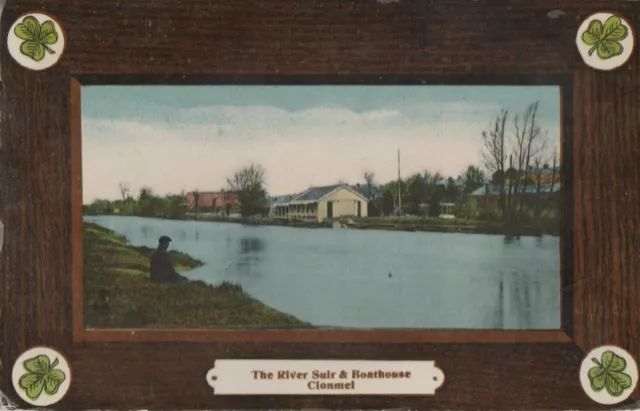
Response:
[397,149,402,216]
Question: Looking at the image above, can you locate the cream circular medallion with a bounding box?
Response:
[11,346,72,406]
[580,345,638,405]
[7,12,66,71]
[577,12,634,71]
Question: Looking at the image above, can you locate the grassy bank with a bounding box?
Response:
[83,222,310,329]
[343,217,558,236]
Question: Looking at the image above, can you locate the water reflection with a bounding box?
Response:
[239,237,265,254]
[491,270,550,329]
[234,237,266,277]
[84,215,561,330]
[140,225,151,239]
[503,235,521,245]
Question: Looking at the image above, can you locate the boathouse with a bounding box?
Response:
[272,184,369,222]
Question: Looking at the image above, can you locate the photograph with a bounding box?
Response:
[79,84,563,331]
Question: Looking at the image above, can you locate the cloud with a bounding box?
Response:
[81,103,560,203]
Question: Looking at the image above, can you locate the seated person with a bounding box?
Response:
[150,236,188,285]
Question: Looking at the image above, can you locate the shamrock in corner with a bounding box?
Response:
[14,16,59,62]
[18,354,66,400]
[588,350,633,396]
[581,15,629,60]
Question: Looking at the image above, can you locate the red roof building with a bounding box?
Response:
[185,191,239,211]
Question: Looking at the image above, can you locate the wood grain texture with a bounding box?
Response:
[573,66,640,365]
[0,0,638,409]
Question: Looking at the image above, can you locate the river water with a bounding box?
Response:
[84,215,561,330]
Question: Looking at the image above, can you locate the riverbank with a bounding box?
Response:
[83,222,310,329]
[182,213,559,237]
[84,211,559,236]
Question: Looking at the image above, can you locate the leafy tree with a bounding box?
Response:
[427,191,441,217]
[462,165,486,197]
[444,177,458,203]
[381,189,395,216]
[137,187,158,217]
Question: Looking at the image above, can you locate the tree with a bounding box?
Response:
[193,190,201,218]
[482,108,509,220]
[364,172,375,198]
[405,173,427,215]
[363,171,382,216]
[381,188,395,216]
[444,177,457,203]
[427,191,441,217]
[221,189,234,218]
[137,187,157,216]
[226,164,268,217]
[139,187,153,200]
[462,165,486,197]
[530,148,560,219]
[481,101,550,225]
[119,182,130,202]
[383,180,402,215]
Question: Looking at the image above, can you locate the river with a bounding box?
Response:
[84,215,561,330]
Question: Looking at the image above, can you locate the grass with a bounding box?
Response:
[83,222,310,329]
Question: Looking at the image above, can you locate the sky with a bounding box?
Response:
[81,85,561,204]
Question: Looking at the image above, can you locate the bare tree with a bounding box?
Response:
[481,101,555,224]
[512,102,546,215]
[119,182,130,201]
[227,164,268,217]
[364,172,375,198]
[482,109,509,219]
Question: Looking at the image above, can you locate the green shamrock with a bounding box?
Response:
[588,351,633,396]
[14,16,59,62]
[581,16,629,60]
[18,355,66,399]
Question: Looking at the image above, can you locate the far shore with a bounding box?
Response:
[84,212,560,237]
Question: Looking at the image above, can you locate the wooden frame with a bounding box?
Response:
[1,0,639,410]
[71,73,574,345]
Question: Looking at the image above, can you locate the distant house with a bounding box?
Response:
[272,184,369,222]
[185,191,239,211]
[527,166,561,184]
[436,177,466,203]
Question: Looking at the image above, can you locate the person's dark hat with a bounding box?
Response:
[158,235,172,244]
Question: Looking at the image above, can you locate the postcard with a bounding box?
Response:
[1,2,639,410]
